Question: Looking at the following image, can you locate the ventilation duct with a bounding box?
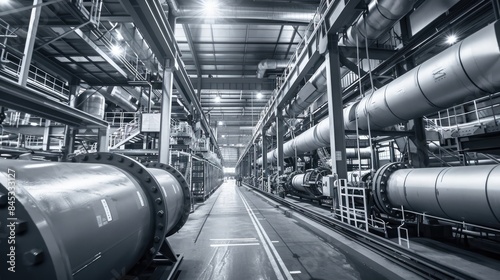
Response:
[257,59,289,79]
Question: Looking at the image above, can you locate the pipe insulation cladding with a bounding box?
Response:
[345,20,500,130]
[372,163,500,229]
[0,153,190,280]
[257,20,500,165]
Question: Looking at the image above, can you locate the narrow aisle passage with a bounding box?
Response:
[169,181,372,280]
[169,181,281,280]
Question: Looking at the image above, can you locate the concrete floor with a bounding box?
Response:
[168,180,368,280]
[167,180,500,280]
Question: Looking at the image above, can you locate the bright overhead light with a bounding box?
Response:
[256,92,263,99]
[218,121,224,126]
[30,122,38,126]
[221,134,225,138]
[446,34,458,45]
[0,0,10,4]
[111,45,123,56]
[214,95,221,102]
[203,0,219,17]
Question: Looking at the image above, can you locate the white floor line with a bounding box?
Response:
[210,243,260,247]
[237,190,285,280]
[210,238,257,241]
[289,271,302,274]
[238,190,294,280]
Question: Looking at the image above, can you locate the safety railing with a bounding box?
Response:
[337,179,369,231]
[0,52,70,99]
[106,112,141,148]
[424,93,500,135]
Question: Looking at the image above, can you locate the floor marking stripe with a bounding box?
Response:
[210,243,260,247]
[237,189,285,280]
[271,241,280,243]
[289,271,302,274]
[210,238,257,241]
[238,189,293,280]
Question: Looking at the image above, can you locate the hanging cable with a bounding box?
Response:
[362,13,376,177]
[355,33,363,181]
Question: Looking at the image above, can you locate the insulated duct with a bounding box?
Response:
[258,21,500,164]
[165,0,315,23]
[257,59,289,79]
[265,0,415,135]
[345,21,500,130]
[0,153,190,280]
[256,146,371,165]
[372,163,500,229]
[342,0,415,46]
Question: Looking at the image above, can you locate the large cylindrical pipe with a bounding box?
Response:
[0,153,190,280]
[343,0,415,46]
[372,163,500,229]
[258,21,500,164]
[346,20,500,130]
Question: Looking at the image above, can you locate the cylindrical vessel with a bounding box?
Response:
[76,91,105,119]
[291,173,307,192]
[0,153,190,280]
[373,163,500,229]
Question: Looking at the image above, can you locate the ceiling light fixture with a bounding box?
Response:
[111,45,123,56]
[218,121,224,126]
[203,0,219,17]
[446,34,458,45]
[214,94,221,103]
[0,0,10,4]
[256,92,263,99]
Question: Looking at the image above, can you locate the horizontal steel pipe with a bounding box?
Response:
[258,21,500,164]
[342,0,415,46]
[346,20,500,130]
[372,163,500,229]
[0,153,190,280]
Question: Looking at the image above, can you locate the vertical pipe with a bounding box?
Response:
[326,34,348,179]
[18,0,42,87]
[276,112,285,179]
[261,128,268,190]
[159,60,174,164]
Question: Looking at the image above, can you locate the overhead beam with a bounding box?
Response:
[339,46,397,60]
[176,18,310,26]
[182,24,202,77]
[73,29,129,79]
[0,76,107,127]
[192,77,275,90]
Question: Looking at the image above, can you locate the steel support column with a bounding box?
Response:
[400,16,428,168]
[18,0,42,87]
[261,129,268,191]
[42,120,51,151]
[253,144,257,186]
[97,126,110,152]
[159,60,174,164]
[493,0,500,19]
[325,34,347,179]
[276,111,285,178]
